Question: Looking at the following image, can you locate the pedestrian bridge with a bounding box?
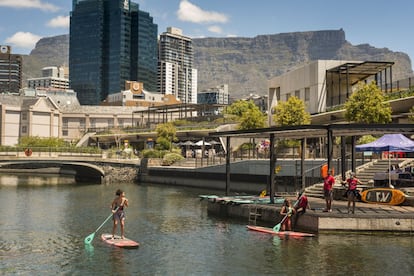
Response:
[0,158,107,183]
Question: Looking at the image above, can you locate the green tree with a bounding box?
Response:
[409,106,414,122]
[272,96,311,126]
[344,81,392,123]
[225,100,267,130]
[224,100,256,117]
[239,108,266,129]
[155,122,177,151]
[357,135,377,145]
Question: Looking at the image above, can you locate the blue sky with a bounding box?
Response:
[0,0,413,70]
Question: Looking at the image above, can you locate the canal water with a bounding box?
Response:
[1,178,414,275]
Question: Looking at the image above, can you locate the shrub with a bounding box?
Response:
[19,136,68,147]
[162,152,184,166]
[141,149,162,158]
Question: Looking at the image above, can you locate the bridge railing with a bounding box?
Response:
[0,147,103,158]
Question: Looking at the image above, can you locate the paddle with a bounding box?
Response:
[273,193,304,232]
[272,213,289,232]
[84,207,119,245]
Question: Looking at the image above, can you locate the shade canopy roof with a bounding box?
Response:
[209,123,414,140]
[195,140,211,146]
[180,140,195,146]
[355,134,414,152]
[326,61,394,85]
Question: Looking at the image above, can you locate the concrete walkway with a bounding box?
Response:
[207,196,414,233]
[300,197,414,233]
[307,196,414,217]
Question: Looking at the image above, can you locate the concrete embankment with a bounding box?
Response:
[206,196,414,233]
[101,163,138,184]
[139,159,325,193]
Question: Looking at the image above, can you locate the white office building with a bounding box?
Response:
[268,60,394,125]
[27,66,69,90]
[158,27,197,104]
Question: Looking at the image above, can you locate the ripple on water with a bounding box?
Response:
[1,230,84,274]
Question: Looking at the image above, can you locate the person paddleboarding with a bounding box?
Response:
[111,189,129,239]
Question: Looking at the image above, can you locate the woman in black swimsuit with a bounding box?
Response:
[111,189,129,239]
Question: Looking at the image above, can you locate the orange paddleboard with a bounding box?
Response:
[101,234,139,249]
[360,188,406,206]
[246,225,315,237]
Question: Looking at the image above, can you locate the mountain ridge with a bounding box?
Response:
[22,29,413,99]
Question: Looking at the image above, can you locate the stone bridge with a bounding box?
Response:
[0,155,140,184]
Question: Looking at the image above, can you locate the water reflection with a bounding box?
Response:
[1,177,414,275]
[0,173,75,186]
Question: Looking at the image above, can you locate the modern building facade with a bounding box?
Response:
[158,27,197,104]
[134,9,158,92]
[69,0,158,105]
[27,66,69,90]
[268,60,394,125]
[197,84,229,115]
[0,45,22,94]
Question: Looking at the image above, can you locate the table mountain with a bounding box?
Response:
[22,29,413,99]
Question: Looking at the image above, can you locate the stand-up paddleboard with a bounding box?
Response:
[246,225,315,237]
[360,188,406,206]
[101,234,139,249]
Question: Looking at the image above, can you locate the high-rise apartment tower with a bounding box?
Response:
[158,27,197,104]
[69,0,158,105]
[0,45,22,93]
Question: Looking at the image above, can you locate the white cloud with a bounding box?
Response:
[5,32,42,50]
[0,0,59,12]
[177,0,228,24]
[47,15,69,28]
[208,25,222,34]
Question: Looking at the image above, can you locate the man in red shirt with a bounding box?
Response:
[323,170,335,212]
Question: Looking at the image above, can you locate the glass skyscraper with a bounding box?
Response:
[70,0,158,105]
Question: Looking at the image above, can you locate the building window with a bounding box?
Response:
[295,90,300,98]
[63,118,68,128]
[305,88,310,101]
[22,112,27,120]
[276,87,281,101]
[21,126,27,133]
[80,119,85,129]
[62,130,68,136]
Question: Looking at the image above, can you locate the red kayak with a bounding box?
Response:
[101,233,139,249]
[246,225,315,237]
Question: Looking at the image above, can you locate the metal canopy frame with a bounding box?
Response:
[326,61,394,108]
[209,123,414,201]
[327,61,394,86]
[132,103,227,127]
[209,123,414,140]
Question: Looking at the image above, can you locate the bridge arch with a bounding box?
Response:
[0,161,105,184]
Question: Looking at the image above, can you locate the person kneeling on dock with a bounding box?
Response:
[293,192,310,228]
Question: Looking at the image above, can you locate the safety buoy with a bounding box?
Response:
[24,148,32,157]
